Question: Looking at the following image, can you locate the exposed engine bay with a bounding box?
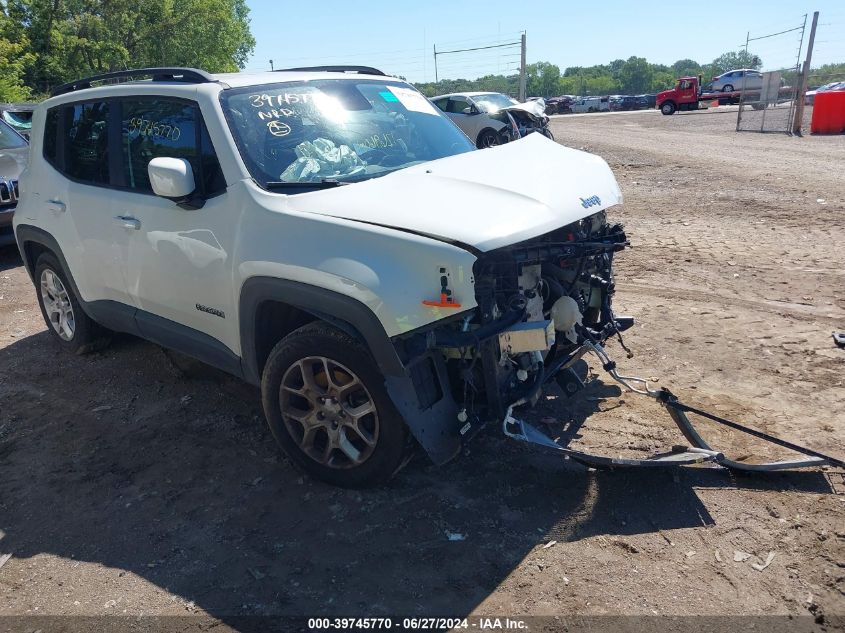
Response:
[465,209,628,418]
[400,209,629,431]
[503,108,553,142]
[393,206,843,473]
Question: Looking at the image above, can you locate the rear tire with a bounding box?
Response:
[34,253,111,354]
[661,102,676,115]
[260,322,407,487]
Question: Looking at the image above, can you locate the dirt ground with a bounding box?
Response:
[1,108,843,629]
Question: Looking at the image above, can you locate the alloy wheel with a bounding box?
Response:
[279,356,379,469]
[40,269,75,341]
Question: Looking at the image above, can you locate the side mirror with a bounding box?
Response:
[148,157,203,209]
[461,106,475,115]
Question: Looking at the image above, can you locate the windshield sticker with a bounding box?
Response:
[379,91,399,103]
[267,120,291,137]
[249,93,315,108]
[127,117,181,141]
[386,86,438,115]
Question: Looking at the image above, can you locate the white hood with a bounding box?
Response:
[502,99,546,119]
[285,133,622,252]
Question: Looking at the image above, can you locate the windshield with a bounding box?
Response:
[2,110,32,131]
[221,79,475,188]
[0,119,27,150]
[473,93,519,113]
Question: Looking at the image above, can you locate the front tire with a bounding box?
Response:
[661,101,676,115]
[261,322,407,487]
[34,253,111,354]
[722,84,734,93]
[476,129,502,149]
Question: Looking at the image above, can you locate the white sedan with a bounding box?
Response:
[431,92,552,148]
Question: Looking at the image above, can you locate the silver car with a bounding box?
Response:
[431,92,552,148]
[0,118,28,247]
[710,69,763,93]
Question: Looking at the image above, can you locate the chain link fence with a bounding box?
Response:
[736,17,807,134]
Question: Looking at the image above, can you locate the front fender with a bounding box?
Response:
[238,276,406,384]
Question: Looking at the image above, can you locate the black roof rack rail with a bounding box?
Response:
[51,67,218,97]
[276,65,386,76]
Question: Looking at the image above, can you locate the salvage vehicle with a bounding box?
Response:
[545,95,573,114]
[15,66,618,486]
[571,96,610,114]
[431,91,553,147]
[0,117,28,247]
[0,103,36,139]
[17,66,842,487]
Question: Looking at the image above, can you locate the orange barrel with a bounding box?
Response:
[811,90,845,134]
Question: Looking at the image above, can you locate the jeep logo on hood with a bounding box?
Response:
[580,195,601,209]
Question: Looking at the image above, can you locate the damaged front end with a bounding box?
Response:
[504,108,553,141]
[394,209,629,459]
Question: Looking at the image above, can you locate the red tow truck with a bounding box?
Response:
[655,75,792,115]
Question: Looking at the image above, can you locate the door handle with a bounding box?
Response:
[47,199,66,214]
[114,215,141,230]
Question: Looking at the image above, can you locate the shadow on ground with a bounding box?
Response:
[0,243,23,272]
[0,330,836,621]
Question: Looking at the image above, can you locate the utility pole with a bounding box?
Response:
[433,44,438,87]
[518,32,527,101]
[792,11,819,135]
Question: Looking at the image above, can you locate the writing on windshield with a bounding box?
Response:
[221,80,475,188]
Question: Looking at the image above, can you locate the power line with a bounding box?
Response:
[435,41,520,56]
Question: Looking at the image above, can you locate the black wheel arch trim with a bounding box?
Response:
[16,224,90,315]
[239,277,463,464]
[239,277,406,384]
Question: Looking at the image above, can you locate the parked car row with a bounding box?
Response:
[805,81,845,106]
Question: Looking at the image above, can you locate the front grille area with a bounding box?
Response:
[0,179,18,205]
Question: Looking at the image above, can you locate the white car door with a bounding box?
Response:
[44,100,134,307]
[109,96,239,357]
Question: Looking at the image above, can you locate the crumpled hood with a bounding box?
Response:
[285,133,622,252]
[501,99,546,119]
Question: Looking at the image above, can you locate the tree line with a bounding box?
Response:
[415,52,844,98]
[0,0,255,101]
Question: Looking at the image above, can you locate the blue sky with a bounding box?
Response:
[244,0,845,81]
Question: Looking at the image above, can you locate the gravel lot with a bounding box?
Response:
[0,108,843,629]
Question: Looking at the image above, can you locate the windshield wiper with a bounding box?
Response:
[264,178,349,190]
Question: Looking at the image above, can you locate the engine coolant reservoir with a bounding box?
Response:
[551,296,582,343]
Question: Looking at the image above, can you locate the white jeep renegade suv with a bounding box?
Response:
[15,66,628,487]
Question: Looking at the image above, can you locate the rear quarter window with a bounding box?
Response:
[43,108,59,163]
